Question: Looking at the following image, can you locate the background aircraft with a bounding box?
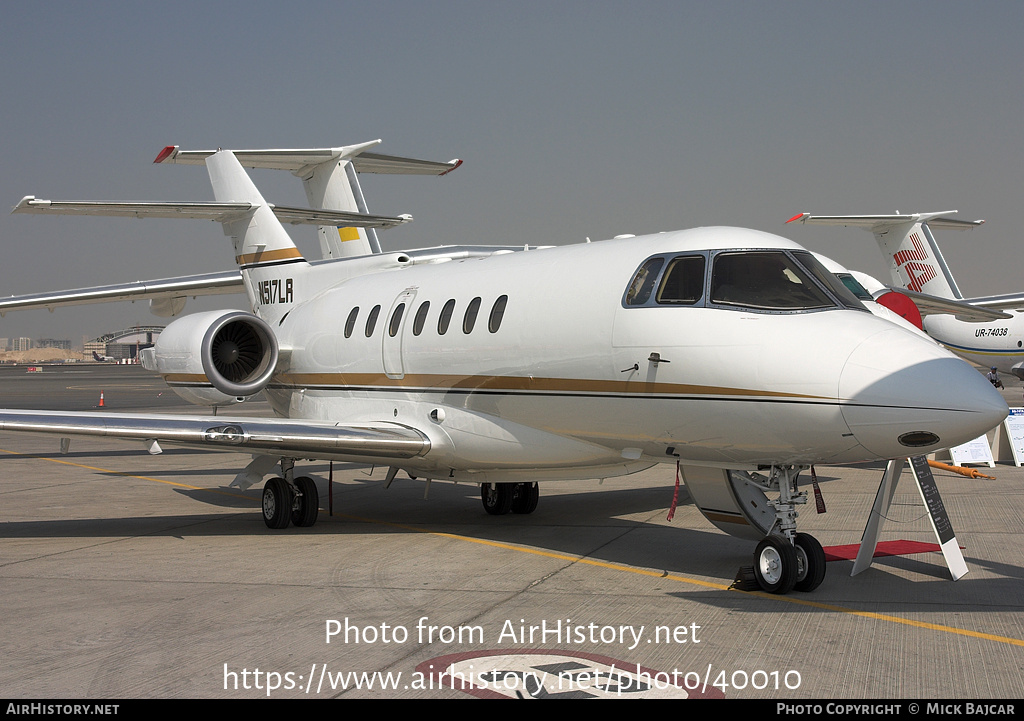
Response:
[789,212,1024,379]
[0,148,1007,595]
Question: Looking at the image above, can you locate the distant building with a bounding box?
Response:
[36,338,72,350]
[86,326,163,361]
[14,337,32,351]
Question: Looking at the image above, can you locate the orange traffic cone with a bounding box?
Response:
[97,391,105,408]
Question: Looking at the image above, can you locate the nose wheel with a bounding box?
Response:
[751,533,826,594]
[753,536,797,594]
[793,532,826,592]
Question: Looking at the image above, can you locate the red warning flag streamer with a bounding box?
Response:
[811,465,826,513]
[667,460,681,521]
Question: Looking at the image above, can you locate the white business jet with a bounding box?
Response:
[1,148,1007,595]
[789,212,1024,379]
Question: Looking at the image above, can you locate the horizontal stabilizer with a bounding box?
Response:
[13,197,412,229]
[0,269,244,315]
[155,142,462,176]
[0,410,430,461]
[786,212,984,231]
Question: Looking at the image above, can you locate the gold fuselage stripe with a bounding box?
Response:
[163,371,828,400]
[234,247,305,265]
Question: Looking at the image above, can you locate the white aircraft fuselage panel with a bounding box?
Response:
[211,226,1009,480]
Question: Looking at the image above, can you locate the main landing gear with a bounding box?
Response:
[481,482,539,515]
[747,466,826,594]
[262,462,319,529]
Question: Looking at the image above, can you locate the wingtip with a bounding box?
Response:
[153,146,178,164]
[439,158,463,176]
[785,212,808,224]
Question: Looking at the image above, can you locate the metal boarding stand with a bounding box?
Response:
[852,455,968,580]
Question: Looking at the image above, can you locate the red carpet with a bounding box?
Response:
[823,540,942,562]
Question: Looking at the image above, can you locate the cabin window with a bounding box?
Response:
[656,256,705,305]
[413,301,430,336]
[365,304,381,337]
[463,297,482,333]
[344,307,359,338]
[389,303,406,337]
[710,252,832,310]
[438,299,456,335]
[624,257,665,305]
[488,295,508,333]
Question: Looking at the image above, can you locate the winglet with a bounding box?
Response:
[154,146,177,164]
[439,158,463,176]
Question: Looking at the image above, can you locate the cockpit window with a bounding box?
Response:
[790,251,868,311]
[836,273,873,301]
[710,251,833,310]
[624,257,665,306]
[831,272,872,301]
[656,255,705,305]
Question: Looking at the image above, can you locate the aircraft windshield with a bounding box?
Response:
[789,251,868,311]
[710,251,833,310]
[624,249,865,312]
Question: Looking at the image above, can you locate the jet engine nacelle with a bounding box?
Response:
[142,310,279,407]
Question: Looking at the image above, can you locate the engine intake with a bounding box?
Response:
[144,310,279,407]
[201,312,279,397]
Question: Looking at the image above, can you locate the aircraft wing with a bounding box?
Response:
[884,288,1012,322]
[0,269,244,315]
[0,410,429,460]
[13,197,412,229]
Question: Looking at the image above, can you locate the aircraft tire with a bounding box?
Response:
[481,483,514,515]
[511,482,539,514]
[263,477,292,529]
[753,536,797,594]
[291,476,319,528]
[793,533,826,592]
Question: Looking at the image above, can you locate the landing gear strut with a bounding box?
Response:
[745,466,826,594]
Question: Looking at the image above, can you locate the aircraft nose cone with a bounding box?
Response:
[839,327,1008,458]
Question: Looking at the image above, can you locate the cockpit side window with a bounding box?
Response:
[790,251,868,311]
[710,251,833,310]
[836,274,873,301]
[624,257,665,306]
[656,255,705,305]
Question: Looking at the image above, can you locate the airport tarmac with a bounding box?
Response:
[1,364,1022,699]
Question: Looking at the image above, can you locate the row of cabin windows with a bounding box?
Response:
[343,295,509,339]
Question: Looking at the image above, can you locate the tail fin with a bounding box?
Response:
[205,151,309,324]
[298,140,382,258]
[787,212,984,300]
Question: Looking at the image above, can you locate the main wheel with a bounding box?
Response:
[262,477,292,529]
[793,532,826,592]
[511,482,539,514]
[481,483,514,515]
[291,476,319,528]
[753,536,798,594]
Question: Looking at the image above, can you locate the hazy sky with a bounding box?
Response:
[1,1,1022,341]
